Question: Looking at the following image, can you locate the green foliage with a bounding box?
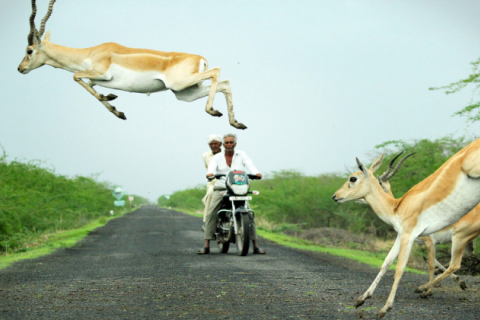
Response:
[375,135,472,198]
[158,185,206,211]
[163,135,473,239]
[125,194,150,207]
[0,148,118,251]
[430,57,480,122]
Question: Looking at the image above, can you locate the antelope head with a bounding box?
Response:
[332,154,385,203]
[337,151,416,204]
[18,0,56,74]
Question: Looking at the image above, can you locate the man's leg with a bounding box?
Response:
[203,185,214,223]
[250,217,266,254]
[198,190,223,254]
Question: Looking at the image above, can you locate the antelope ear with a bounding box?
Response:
[44,31,51,42]
[356,158,368,175]
[369,154,384,173]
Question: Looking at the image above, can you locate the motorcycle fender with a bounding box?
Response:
[234,206,249,217]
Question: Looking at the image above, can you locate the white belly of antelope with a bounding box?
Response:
[91,64,168,93]
[417,174,480,236]
[430,228,454,244]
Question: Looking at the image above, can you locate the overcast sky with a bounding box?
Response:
[1,1,479,202]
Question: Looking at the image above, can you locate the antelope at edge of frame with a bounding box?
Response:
[17,0,247,129]
[372,151,479,298]
[332,138,480,318]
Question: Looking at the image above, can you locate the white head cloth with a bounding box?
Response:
[207,134,222,144]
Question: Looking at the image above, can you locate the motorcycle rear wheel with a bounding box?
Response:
[217,240,230,253]
[216,220,230,253]
[236,214,250,256]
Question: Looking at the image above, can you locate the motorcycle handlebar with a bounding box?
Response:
[207,173,261,180]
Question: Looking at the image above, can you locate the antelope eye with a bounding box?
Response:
[349,177,357,183]
[27,49,33,54]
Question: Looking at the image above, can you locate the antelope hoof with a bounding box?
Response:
[354,297,365,308]
[118,112,127,120]
[414,285,428,293]
[232,122,247,130]
[459,281,467,290]
[207,109,223,117]
[106,94,118,101]
[100,94,118,101]
[377,309,388,319]
[420,290,433,299]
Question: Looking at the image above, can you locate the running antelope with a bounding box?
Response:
[375,151,478,298]
[17,0,247,129]
[332,139,480,318]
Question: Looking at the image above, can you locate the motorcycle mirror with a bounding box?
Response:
[252,190,260,195]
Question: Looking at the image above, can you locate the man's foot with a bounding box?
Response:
[253,247,266,254]
[197,247,210,254]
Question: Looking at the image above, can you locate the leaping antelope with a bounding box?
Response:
[332,139,480,318]
[17,0,247,129]
[375,151,478,298]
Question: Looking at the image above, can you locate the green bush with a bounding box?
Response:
[158,185,206,211]
[161,135,473,238]
[0,149,120,251]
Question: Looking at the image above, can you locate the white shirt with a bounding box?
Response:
[202,150,215,170]
[202,150,217,188]
[207,149,259,188]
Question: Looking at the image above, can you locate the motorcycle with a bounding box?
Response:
[212,170,260,256]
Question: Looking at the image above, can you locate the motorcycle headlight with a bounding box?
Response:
[230,184,249,195]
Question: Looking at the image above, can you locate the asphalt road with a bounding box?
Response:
[1,206,480,319]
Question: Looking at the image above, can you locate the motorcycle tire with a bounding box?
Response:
[216,219,230,253]
[217,240,230,253]
[236,213,251,256]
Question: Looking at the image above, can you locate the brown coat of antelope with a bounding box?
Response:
[332,138,480,318]
[18,0,247,129]
[375,151,480,298]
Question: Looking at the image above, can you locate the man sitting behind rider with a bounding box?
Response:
[201,134,223,230]
[198,133,266,254]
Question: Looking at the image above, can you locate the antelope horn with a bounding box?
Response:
[378,151,404,181]
[382,152,416,182]
[27,0,38,45]
[38,0,57,37]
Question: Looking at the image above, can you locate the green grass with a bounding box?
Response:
[0,208,134,270]
[256,229,425,274]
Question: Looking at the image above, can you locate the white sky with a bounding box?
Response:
[1,1,479,202]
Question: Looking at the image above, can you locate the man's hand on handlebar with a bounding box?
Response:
[247,173,262,180]
[207,172,261,180]
[207,173,227,181]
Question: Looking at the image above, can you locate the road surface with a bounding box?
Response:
[1,206,480,319]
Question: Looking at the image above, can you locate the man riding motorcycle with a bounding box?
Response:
[198,133,266,255]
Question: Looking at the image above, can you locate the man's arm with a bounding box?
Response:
[206,155,218,179]
[242,152,262,179]
[202,153,208,170]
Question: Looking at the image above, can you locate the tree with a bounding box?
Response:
[430,57,480,122]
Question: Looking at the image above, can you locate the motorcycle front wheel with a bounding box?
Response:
[236,213,250,256]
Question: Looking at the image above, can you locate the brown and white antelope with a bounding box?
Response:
[375,151,479,298]
[18,0,247,129]
[332,139,480,318]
